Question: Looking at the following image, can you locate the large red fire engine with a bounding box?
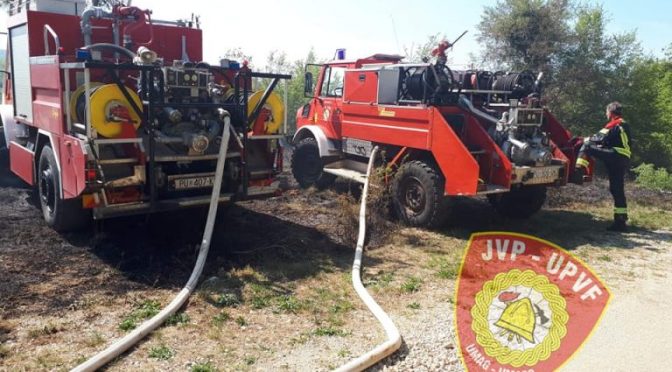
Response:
[292,39,589,228]
[2,0,289,231]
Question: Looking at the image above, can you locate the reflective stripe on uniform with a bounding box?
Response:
[613,126,631,158]
[614,207,628,215]
[576,158,590,168]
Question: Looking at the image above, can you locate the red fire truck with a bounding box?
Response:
[1,0,289,231]
[292,42,588,228]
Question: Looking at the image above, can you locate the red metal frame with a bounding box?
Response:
[5,9,203,201]
[298,56,582,196]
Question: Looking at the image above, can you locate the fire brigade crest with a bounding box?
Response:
[455,233,610,371]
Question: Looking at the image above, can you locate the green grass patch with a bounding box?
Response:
[248,283,276,310]
[407,302,421,310]
[85,332,105,348]
[235,316,247,327]
[149,345,174,360]
[313,326,349,337]
[191,361,217,372]
[119,300,161,331]
[364,270,395,289]
[165,312,190,326]
[212,311,231,327]
[400,276,423,293]
[275,295,303,314]
[244,356,257,365]
[428,256,459,279]
[634,163,672,191]
[597,254,613,262]
[213,293,240,308]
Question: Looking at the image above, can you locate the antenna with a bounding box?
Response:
[390,14,401,54]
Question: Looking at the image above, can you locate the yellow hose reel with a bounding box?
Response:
[70,83,143,138]
[247,90,284,134]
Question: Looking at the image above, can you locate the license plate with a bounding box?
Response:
[172,176,214,190]
[343,137,373,157]
[528,167,559,184]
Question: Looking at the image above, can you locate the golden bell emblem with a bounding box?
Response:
[495,297,536,343]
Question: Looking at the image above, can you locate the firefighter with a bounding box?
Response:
[575,102,632,232]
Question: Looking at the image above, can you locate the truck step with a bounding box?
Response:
[323,167,368,184]
[477,184,509,195]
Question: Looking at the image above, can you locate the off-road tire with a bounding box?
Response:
[391,160,448,228]
[291,137,336,189]
[488,185,547,219]
[38,146,89,232]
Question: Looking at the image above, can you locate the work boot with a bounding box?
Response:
[607,214,628,232]
[571,167,585,185]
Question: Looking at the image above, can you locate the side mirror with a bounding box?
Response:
[304,72,314,97]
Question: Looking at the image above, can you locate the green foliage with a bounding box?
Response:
[478,1,672,169]
[477,0,572,73]
[400,277,423,293]
[191,361,217,372]
[407,302,421,310]
[275,295,303,314]
[254,49,319,134]
[235,316,247,326]
[149,345,174,360]
[165,312,190,326]
[313,326,348,337]
[633,164,672,191]
[404,33,445,63]
[214,293,240,308]
[118,300,161,331]
[212,311,231,327]
[118,318,137,331]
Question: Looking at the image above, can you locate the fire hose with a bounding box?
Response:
[72,135,400,371]
[335,146,402,372]
[71,112,231,372]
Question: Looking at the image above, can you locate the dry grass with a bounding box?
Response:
[1,168,670,370]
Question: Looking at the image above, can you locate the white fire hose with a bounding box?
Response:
[72,114,232,372]
[335,146,402,372]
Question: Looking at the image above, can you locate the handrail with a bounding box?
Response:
[43,24,60,56]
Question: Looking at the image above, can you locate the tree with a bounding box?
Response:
[256,49,319,133]
[477,0,572,75]
[403,33,445,63]
[549,6,642,133]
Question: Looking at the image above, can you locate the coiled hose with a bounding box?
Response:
[71,113,232,372]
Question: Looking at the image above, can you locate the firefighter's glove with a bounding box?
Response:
[589,133,605,144]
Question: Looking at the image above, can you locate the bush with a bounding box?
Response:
[633,163,672,191]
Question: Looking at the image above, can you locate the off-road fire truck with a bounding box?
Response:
[292,40,589,228]
[2,0,289,231]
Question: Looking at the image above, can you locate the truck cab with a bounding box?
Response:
[292,51,588,228]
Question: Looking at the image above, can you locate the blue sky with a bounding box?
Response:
[2,0,670,68]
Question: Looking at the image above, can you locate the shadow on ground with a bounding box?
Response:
[0,190,361,318]
[436,197,670,251]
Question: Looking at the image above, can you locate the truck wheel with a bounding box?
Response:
[488,185,547,219]
[291,137,335,189]
[38,146,89,232]
[391,160,448,228]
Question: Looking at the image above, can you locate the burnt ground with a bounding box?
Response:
[1,143,671,371]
